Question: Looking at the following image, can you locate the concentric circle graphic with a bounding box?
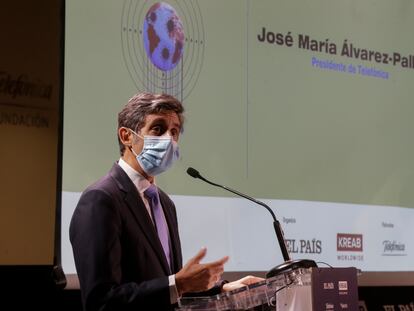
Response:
[121,0,205,102]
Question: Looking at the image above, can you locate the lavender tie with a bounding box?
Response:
[144,184,171,269]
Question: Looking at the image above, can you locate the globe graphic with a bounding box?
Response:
[143,2,185,72]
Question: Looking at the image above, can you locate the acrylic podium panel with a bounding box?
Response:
[177,267,359,311]
[177,268,313,311]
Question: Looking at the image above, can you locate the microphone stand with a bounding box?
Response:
[187,167,317,278]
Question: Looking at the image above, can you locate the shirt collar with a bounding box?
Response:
[118,157,153,195]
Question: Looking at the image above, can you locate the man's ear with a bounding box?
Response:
[118,127,133,146]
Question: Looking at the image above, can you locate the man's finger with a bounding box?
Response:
[239,275,264,285]
[188,247,207,265]
[204,256,229,268]
[241,275,264,285]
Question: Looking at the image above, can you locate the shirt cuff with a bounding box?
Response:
[169,274,179,304]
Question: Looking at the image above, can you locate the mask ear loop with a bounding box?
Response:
[124,127,142,156]
[130,129,144,140]
[129,145,139,157]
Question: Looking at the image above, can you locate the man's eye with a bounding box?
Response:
[150,126,163,135]
[170,129,179,140]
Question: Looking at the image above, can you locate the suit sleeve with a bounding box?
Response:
[69,189,171,311]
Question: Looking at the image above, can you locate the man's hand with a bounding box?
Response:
[175,247,229,296]
[222,275,264,292]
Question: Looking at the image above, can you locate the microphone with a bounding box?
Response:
[186,167,317,277]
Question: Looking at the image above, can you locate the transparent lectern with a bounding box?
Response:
[177,268,311,311]
[177,267,358,311]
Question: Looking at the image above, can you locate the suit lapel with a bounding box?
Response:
[109,164,171,275]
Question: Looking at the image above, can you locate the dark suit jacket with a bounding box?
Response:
[70,163,183,311]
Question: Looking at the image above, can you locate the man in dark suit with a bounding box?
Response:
[70,93,261,311]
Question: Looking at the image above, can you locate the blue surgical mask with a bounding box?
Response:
[129,129,180,176]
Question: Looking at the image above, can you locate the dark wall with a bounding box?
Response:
[0,0,66,307]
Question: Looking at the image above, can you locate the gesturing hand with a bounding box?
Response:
[175,247,229,296]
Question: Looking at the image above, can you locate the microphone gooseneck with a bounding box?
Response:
[187,168,279,225]
[186,166,317,277]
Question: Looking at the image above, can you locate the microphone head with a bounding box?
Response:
[186,167,200,179]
